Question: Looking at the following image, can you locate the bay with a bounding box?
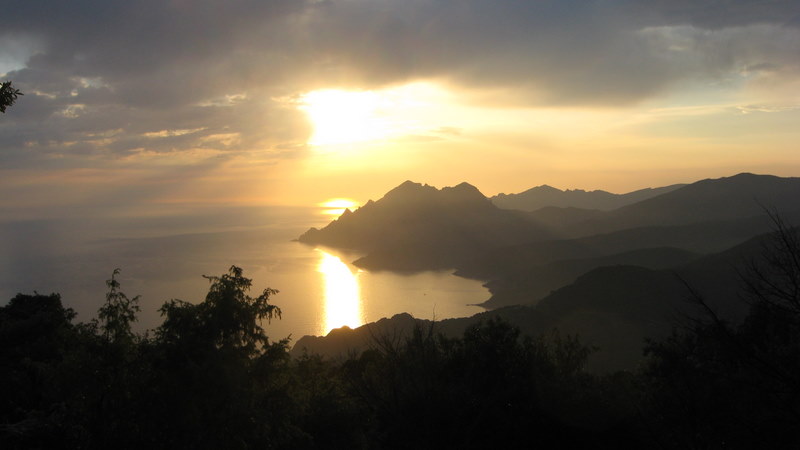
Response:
[0,206,487,343]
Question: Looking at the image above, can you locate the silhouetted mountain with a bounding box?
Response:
[300,173,800,272]
[298,181,552,270]
[582,173,800,235]
[492,183,685,211]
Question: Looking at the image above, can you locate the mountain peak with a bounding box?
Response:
[383,180,436,200]
[454,181,478,190]
[399,180,423,188]
[380,180,489,206]
[442,182,486,200]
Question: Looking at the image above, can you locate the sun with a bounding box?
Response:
[299,89,390,146]
[298,83,445,146]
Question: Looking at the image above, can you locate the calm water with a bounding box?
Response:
[0,206,487,343]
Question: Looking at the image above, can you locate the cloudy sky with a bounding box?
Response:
[2,0,800,221]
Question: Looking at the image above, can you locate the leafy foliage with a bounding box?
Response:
[0,293,77,445]
[0,81,22,113]
[97,269,140,345]
[342,319,624,448]
[643,216,800,448]
[157,265,281,356]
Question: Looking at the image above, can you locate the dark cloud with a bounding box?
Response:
[624,0,800,29]
[303,0,800,103]
[2,0,799,167]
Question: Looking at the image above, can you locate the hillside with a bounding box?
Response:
[479,247,698,309]
[455,214,781,280]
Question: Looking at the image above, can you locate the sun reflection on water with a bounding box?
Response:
[316,249,364,335]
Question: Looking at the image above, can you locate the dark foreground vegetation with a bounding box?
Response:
[2,221,799,449]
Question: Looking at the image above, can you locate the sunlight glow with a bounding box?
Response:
[316,249,364,334]
[300,90,387,145]
[298,83,444,147]
[320,198,359,216]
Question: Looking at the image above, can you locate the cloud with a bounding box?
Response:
[623,0,800,29]
[1,0,313,167]
[303,0,800,105]
[2,0,799,167]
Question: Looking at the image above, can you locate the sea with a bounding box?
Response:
[0,205,488,344]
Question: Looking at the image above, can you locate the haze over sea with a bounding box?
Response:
[0,205,486,341]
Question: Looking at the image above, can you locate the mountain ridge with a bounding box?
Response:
[491,183,686,211]
[298,173,800,272]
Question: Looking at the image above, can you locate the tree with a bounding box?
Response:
[642,214,800,448]
[157,265,282,355]
[1,81,22,113]
[149,266,291,449]
[97,268,140,345]
[342,319,609,449]
[0,293,81,448]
